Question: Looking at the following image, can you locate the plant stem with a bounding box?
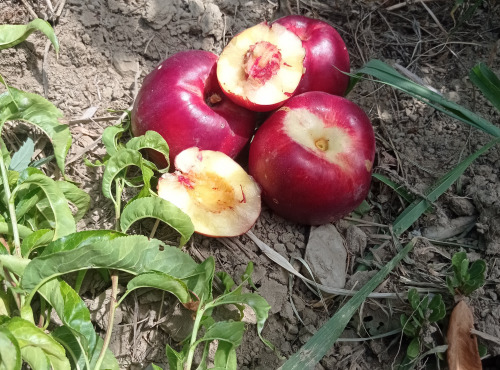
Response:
[94,271,119,370]
[0,151,21,256]
[184,301,206,370]
[114,178,124,232]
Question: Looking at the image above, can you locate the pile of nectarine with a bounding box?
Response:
[131,15,375,236]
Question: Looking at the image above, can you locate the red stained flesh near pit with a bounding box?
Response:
[177,174,194,189]
[243,41,282,85]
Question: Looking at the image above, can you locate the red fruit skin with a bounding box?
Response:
[131,50,257,168]
[248,92,375,225]
[273,15,350,96]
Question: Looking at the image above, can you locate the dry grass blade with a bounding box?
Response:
[447,300,482,370]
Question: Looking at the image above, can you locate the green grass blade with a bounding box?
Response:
[469,63,500,112]
[372,173,414,203]
[392,138,499,236]
[354,60,500,137]
[279,238,417,370]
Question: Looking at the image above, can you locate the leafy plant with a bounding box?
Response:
[446,251,486,296]
[399,289,446,368]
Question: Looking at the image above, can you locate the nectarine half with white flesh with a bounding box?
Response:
[157,147,261,237]
[217,22,306,112]
[248,91,375,225]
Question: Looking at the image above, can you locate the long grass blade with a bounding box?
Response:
[352,60,500,138]
[392,138,499,236]
[469,62,500,112]
[279,238,417,370]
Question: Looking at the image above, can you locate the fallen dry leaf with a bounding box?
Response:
[447,300,482,370]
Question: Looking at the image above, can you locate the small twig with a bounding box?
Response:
[42,39,52,97]
[418,0,447,36]
[68,116,120,125]
[55,0,67,19]
[149,219,160,239]
[20,0,38,19]
[45,0,55,14]
[386,0,439,12]
[94,271,119,370]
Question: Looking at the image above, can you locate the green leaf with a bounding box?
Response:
[20,346,50,370]
[22,235,203,295]
[0,327,21,370]
[216,271,235,294]
[392,138,499,236]
[101,148,143,202]
[428,294,446,322]
[126,130,170,171]
[41,230,124,256]
[0,221,33,239]
[4,317,70,369]
[0,87,71,174]
[102,125,127,157]
[353,60,500,137]
[407,288,420,311]
[279,238,417,370]
[0,254,30,277]
[9,137,34,172]
[166,345,184,370]
[406,337,420,359]
[469,62,500,111]
[372,173,414,203]
[55,181,90,222]
[124,272,191,303]
[20,229,54,257]
[213,341,237,370]
[0,18,59,53]
[195,321,245,348]
[211,292,271,348]
[120,196,194,246]
[11,173,76,239]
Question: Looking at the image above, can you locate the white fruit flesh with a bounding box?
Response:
[157,147,261,237]
[217,23,305,106]
[281,107,352,168]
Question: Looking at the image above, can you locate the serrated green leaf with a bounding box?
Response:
[22,235,202,295]
[11,173,76,239]
[5,317,70,369]
[120,196,194,246]
[101,148,143,202]
[0,327,21,370]
[0,18,59,53]
[126,130,170,171]
[55,181,90,222]
[20,229,54,257]
[9,137,34,172]
[0,87,71,174]
[40,230,124,256]
[166,345,184,370]
[213,341,237,370]
[211,292,271,347]
[469,62,500,111]
[124,272,191,303]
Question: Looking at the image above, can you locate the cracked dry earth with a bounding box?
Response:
[1,0,500,369]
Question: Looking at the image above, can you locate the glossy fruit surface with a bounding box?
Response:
[131,50,257,168]
[217,22,305,112]
[273,15,350,96]
[158,147,261,237]
[248,91,375,225]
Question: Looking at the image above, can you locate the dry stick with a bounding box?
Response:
[42,39,52,97]
[386,0,439,11]
[45,0,55,13]
[19,0,38,18]
[55,0,67,19]
[94,271,119,370]
[418,0,447,36]
[471,328,500,346]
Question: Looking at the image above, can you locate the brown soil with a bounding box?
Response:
[1,0,500,369]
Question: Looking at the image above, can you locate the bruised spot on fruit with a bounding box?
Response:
[279,106,291,113]
[315,137,329,152]
[239,184,247,203]
[365,159,373,172]
[243,41,282,86]
[187,171,238,213]
[273,198,279,204]
[197,151,203,162]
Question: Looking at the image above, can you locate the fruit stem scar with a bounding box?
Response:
[243,41,282,85]
[207,93,222,106]
[315,137,329,151]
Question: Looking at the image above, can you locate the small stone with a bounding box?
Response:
[304,224,347,289]
[112,52,137,77]
[200,3,223,40]
[188,0,205,17]
[345,225,367,256]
